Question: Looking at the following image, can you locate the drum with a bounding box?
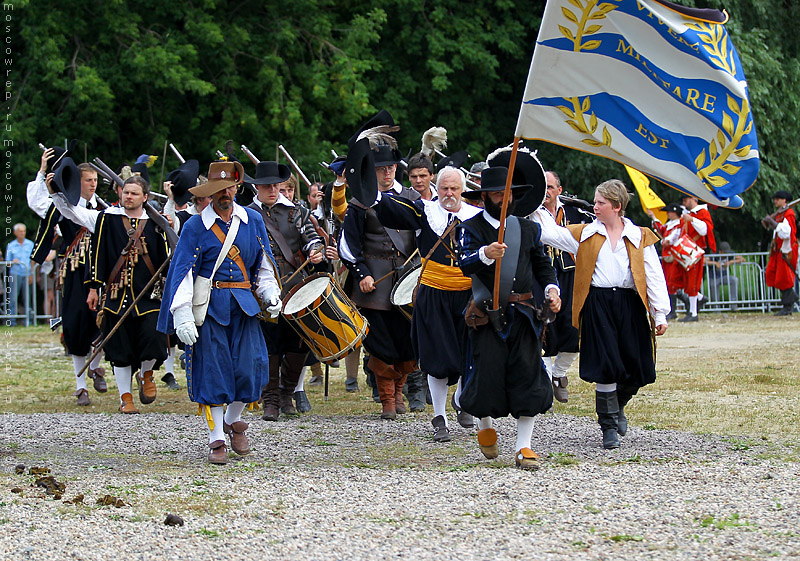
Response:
[390,264,422,321]
[282,273,368,364]
[668,234,705,270]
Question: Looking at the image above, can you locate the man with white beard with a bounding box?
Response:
[373,166,481,441]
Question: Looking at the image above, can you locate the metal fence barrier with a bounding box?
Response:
[1,261,60,327]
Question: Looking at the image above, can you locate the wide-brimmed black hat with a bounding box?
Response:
[773,190,792,201]
[462,167,532,199]
[166,159,200,206]
[372,144,402,167]
[248,161,291,186]
[662,202,683,215]
[348,109,396,149]
[51,156,82,206]
[345,137,379,207]
[43,139,78,174]
[484,147,547,216]
[436,150,469,173]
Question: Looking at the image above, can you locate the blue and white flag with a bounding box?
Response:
[515,0,759,208]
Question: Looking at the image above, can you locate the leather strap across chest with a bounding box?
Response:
[211,222,249,282]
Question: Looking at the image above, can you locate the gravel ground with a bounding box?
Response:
[1,411,798,560]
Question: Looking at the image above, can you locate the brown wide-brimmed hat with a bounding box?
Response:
[190,161,244,197]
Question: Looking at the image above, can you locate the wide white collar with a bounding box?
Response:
[423,198,481,234]
[201,202,249,229]
[581,217,642,248]
[104,206,147,219]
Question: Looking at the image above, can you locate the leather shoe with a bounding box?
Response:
[208,440,227,464]
[552,375,569,403]
[308,375,323,387]
[294,390,311,413]
[280,396,299,416]
[88,368,107,393]
[161,372,180,390]
[515,448,541,470]
[345,378,359,393]
[431,415,451,442]
[451,394,474,428]
[73,388,90,406]
[119,392,139,414]
[138,370,157,404]
[223,421,251,455]
[261,403,279,421]
[477,428,498,459]
[679,314,699,322]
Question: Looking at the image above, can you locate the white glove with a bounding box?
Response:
[262,285,282,318]
[173,305,198,346]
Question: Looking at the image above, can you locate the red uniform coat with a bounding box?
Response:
[677,205,715,296]
[765,207,798,291]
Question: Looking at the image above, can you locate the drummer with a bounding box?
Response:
[247,161,326,421]
[373,166,482,440]
[339,132,420,421]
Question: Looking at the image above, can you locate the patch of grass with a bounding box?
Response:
[313,439,336,446]
[609,534,644,542]
[723,437,755,451]
[584,505,601,514]
[195,528,220,538]
[698,513,753,530]
[549,452,579,466]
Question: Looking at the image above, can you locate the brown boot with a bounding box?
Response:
[261,356,281,421]
[208,440,227,464]
[394,373,409,414]
[279,392,298,416]
[138,370,157,404]
[477,428,498,459]
[119,392,139,414]
[223,421,251,455]
[369,356,399,420]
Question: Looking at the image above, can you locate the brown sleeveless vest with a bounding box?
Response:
[566,224,659,329]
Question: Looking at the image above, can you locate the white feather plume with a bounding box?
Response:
[356,125,400,150]
[420,126,448,157]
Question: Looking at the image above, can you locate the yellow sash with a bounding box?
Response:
[420,258,472,291]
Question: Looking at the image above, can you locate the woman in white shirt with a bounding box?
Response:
[538,179,670,449]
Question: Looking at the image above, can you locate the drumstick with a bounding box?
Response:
[282,256,313,286]
[373,248,420,287]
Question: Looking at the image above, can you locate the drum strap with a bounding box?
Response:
[211,222,249,282]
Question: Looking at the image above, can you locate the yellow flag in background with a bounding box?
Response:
[625,165,666,224]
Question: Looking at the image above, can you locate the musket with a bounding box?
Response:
[169,143,186,164]
[278,144,312,187]
[215,149,226,160]
[241,144,260,165]
[761,197,800,230]
[93,157,179,249]
[75,256,172,379]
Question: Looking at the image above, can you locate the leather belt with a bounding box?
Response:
[212,280,251,289]
[507,292,533,303]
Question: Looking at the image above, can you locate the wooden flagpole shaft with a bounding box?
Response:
[492,137,521,309]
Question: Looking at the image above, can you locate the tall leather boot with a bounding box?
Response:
[666,294,678,320]
[776,289,797,316]
[261,355,281,421]
[595,391,620,449]
[393,360,417,415]
[369,356,398,420]
[616,390,633,436]
[279,352,307,416]
[676,290,690,311]
[404,370,426,412]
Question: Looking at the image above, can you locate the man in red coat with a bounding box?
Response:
[765,190,799,316]
[676,194,715,322]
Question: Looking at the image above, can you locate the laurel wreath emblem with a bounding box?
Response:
[684,21,737,75]
[694,95,752,190]
[556,96,613,149]
[558,0,618,52]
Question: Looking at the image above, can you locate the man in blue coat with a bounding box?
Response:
[158,161,282,465]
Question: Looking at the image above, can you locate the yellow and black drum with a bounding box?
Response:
[282,273,368,363]
[389,264,421,322]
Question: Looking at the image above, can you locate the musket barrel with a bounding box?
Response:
[168,143,186,164]
[278,144,312,187]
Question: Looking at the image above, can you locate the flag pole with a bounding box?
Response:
[492,136,521,310]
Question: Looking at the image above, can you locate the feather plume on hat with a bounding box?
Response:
[356,125,400,150]
[420,126,447,157]
[119,165,134,180]
[486,143,538,164]
[135,154,158,167]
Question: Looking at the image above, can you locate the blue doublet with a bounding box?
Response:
[157,207,274,405]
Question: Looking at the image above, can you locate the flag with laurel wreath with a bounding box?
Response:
[515,0,759,208]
